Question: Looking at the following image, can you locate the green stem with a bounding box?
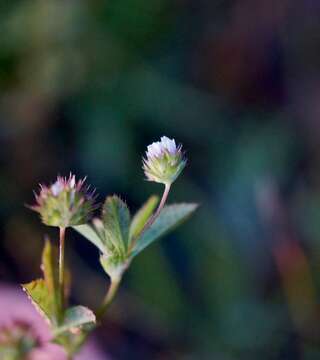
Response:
[96,277,121,321]
[65,185,171,356]
[59,227,66,312]
[145,183,171,230]
[130,183,171,251]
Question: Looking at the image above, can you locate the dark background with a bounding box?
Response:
[1,1,320,359]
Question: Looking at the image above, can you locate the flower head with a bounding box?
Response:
[143,136,186,185]
[31,174,97,227]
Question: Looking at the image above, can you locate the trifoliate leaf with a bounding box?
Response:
[102,196,130,255]
[73,197,131,261]
[132,203,198,256]
[22,279,53,323]
[53,306,96,337]
[129,195,159,242]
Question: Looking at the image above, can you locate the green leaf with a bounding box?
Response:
[22,240,65,326]
[41,238,60,320]
[102,195,131,254]
[129,195,159,242]
[132,203,198,256]
[53,306,96,337]
[72,223,106,254]
[73,197,131,258]
[22,279,53,322]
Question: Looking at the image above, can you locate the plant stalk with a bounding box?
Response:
[59,226,66,311]
[130,183,171,251]
[69,277,122,356]
[144,183,171,230]
[96,277,121,321]
[64,184,170,355]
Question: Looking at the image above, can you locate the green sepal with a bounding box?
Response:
[132,203,198,256]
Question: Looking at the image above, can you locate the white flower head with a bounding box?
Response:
[146,136,178,159]
[143,136,186,185]
[51,181,64,197]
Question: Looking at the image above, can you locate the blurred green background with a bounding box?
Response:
[1,0,320,359]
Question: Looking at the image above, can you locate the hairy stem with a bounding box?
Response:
[59,226,66,312]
